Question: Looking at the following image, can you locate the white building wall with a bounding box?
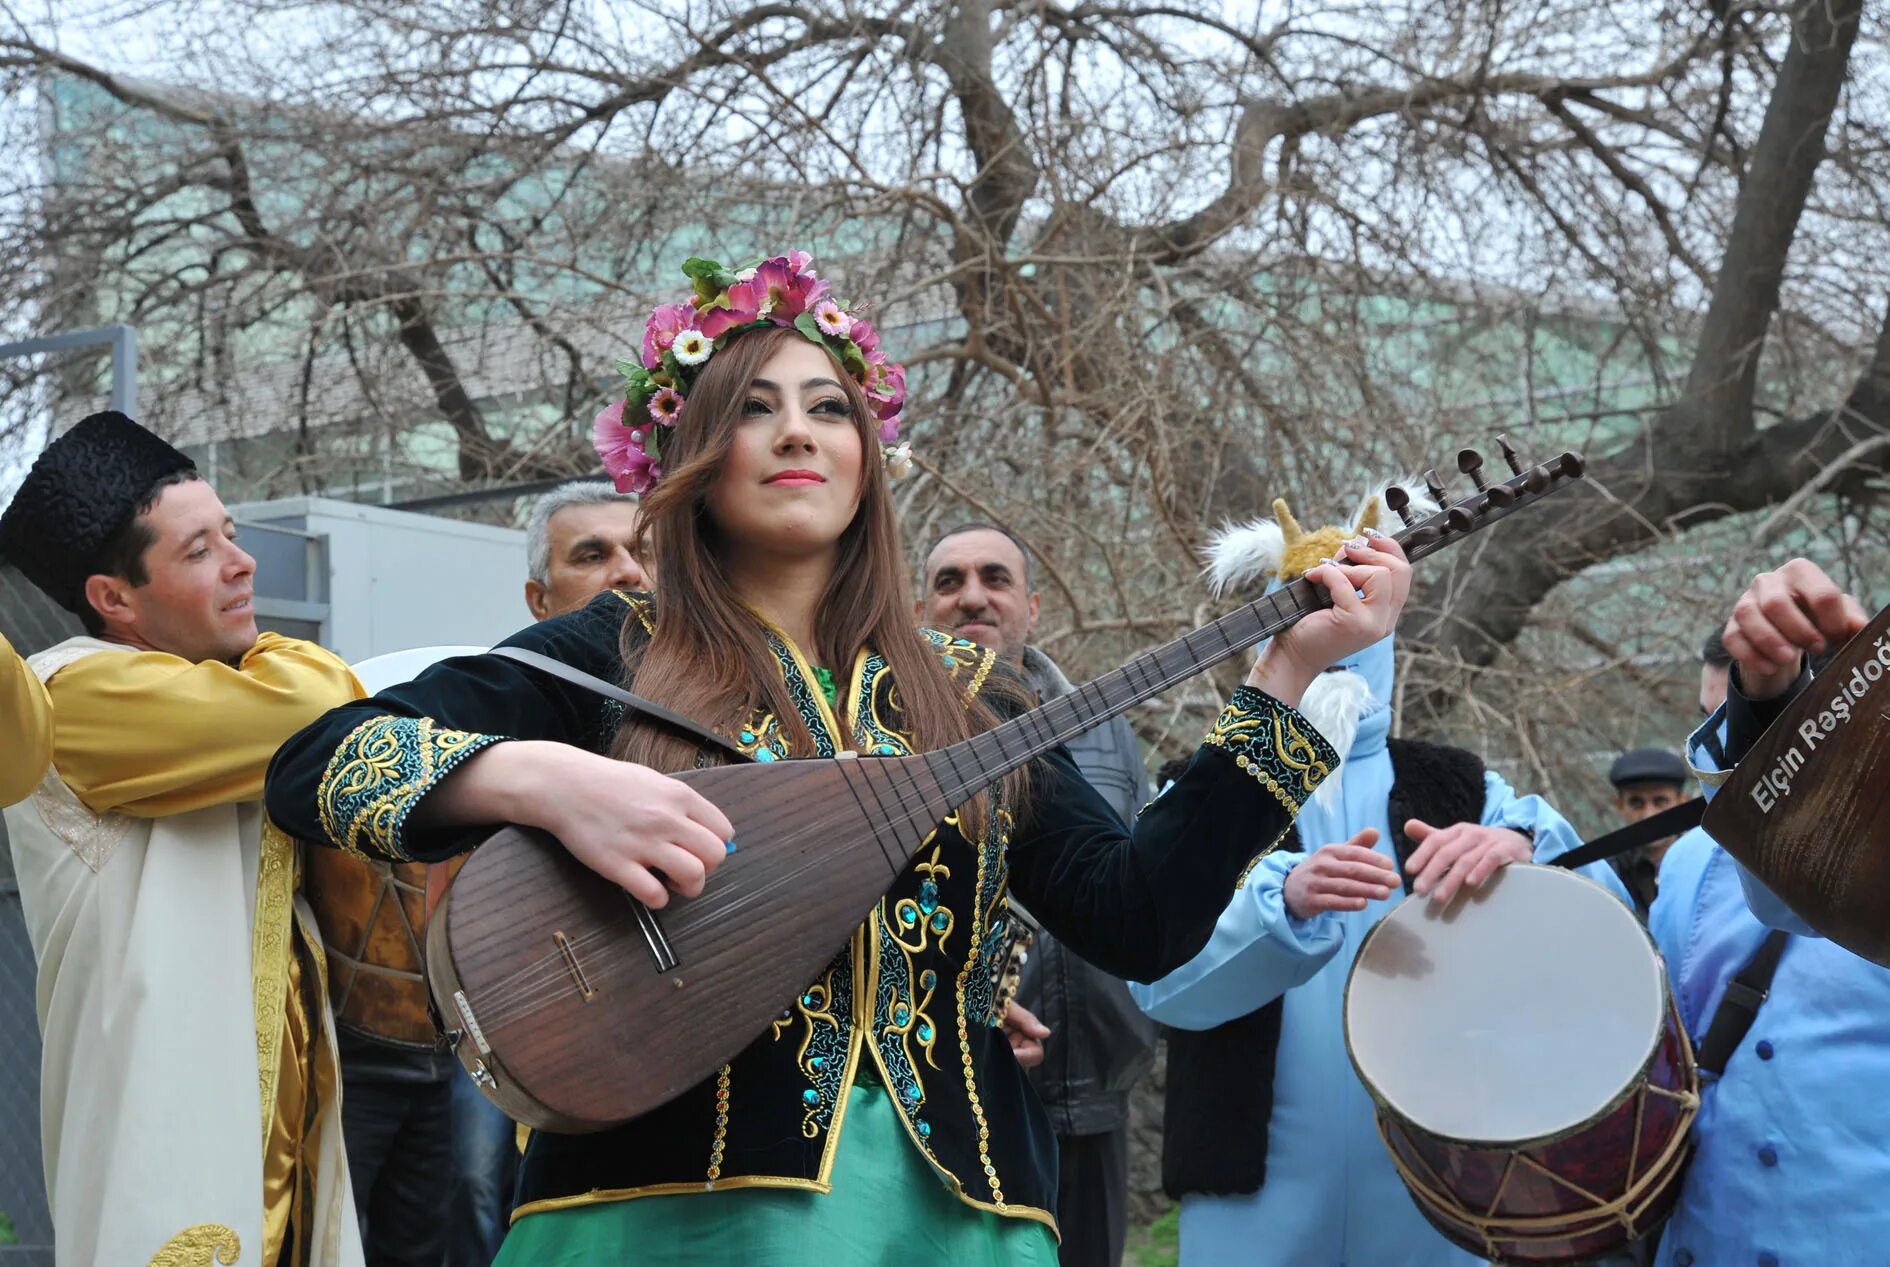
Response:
[232,497,530,661]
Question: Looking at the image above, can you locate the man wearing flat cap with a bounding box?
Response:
[0,412,364,1267]
[1606,746,1691,913]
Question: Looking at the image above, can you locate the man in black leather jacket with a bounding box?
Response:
[919,523,1158,1267]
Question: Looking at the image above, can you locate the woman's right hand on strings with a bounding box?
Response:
[1249,532,1411,707]
[432,741,733,908]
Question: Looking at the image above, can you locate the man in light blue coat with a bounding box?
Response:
[1130,497,1632,1267]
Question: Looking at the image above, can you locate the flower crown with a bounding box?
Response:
[592,250,910,494]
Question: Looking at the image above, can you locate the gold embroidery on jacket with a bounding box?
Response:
[952,805,1008,1208]
[146,1224,241,1266]
[252,821,297,1153]
[704,1064,732,1186]
[315,715,498,860]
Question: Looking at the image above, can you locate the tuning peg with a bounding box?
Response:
[1383,484,1418,527]
[1496,434,1525,474]
[1423,469,1448,507]
[1521,464,1551,494]
[1458,448,1489,491]
[1485,482,1518,508]
[1446,505,1476,533]
[1558,452,1585,478]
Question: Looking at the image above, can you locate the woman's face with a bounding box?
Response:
[706,337,865,560]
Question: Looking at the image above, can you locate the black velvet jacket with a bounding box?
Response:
[263,591,1339,1234]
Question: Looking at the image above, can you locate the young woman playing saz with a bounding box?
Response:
[264,252,1412,1264]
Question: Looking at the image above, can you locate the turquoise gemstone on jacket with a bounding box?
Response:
[899,906,918,927]
[803,1089,820,1107]
[894,1004,910,1026]
[930,910,949,932]
[755,748,777,762]
[918,880,939,914]
[810,1056,825,1070]
[917,1021,934,1042]
[802,992,817,1007]
[920,970,937,990]
[877,743,898,755]
[740,730,754,743]
[917,1119,932,1138]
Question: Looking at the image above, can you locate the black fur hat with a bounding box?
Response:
[0,412,197,612]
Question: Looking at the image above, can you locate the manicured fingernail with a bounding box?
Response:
[1346,537,1366,550]
[725,839,738,854]
[1319,556,1335,568]
[1364,527,1387,538]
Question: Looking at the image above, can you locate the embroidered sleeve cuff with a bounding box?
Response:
[1202,686,1340,817]
[316,715,504,861]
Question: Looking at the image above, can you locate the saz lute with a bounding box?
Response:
[427,442,1586,1132]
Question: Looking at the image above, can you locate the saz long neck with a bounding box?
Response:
[925,574,1327,808]
[917,450,1581,808]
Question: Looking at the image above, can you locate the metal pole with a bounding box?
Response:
[109,324,137,416]
[0,323,140,418]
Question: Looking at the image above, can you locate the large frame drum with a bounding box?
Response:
[1344,864,1698,1264]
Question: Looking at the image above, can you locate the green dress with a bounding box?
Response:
[493,666,1058,1267]
[495,1076,1060,1265]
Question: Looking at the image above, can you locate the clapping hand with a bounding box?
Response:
[1283,830,1399,919]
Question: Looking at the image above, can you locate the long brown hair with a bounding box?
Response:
[612,326,1025,831]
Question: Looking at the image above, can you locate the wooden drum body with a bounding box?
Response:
[1344,864,1699,1264]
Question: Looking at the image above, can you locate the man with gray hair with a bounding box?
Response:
[445,480,651,1266]
[917,522,1156,1267]
[522,479,650,621]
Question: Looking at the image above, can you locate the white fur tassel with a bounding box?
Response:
[1200,518,1284,598]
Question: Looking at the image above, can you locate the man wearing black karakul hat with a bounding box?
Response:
[0,412,365,1267]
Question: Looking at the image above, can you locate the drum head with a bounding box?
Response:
[1345,864,1664,1146]
[352,645,489,695]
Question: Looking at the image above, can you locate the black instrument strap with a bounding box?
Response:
[489,645,752,764]
[1695,929,1791,1077]
[1551,796,1706,871]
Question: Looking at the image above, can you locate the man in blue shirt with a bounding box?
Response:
[1652,564,1890,1265]
[1646,824,1890,1267]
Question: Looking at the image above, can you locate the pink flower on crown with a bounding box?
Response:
[615,447,659,495]
[753,256,828,321]
[870,361,906,407]
[593,400,651,490]
[786,249,816,275]
[593,398,630,457]
[697,286,764,342]
[849,318,882,358]
[641,303,695,371]
[649,387,684,426]
[876,412,903,444]
[812,298,852,338]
